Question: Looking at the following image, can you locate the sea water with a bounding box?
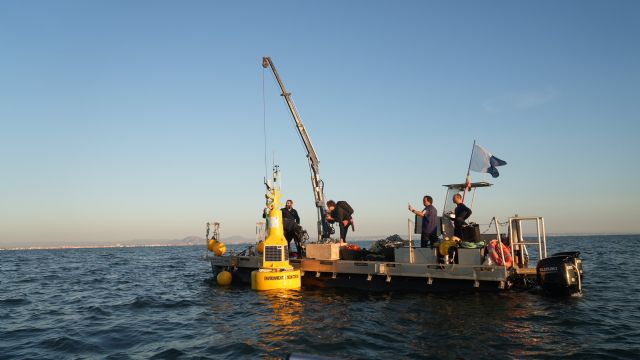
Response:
[1,235,639,359]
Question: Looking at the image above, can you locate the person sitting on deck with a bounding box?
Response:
[409,195,438,247]
[326,200,354,245]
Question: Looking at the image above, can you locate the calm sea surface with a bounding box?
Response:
[1,235,639,359]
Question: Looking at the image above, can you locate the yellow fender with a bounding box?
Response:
[208,239,227,256]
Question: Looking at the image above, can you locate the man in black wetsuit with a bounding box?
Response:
[281,199,300,224]
[450,193,472,240]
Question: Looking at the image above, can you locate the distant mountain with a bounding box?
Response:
[177,236,205,245]
[109,236,206,247]
[221,235,254,244]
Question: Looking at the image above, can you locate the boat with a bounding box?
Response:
[205,179,583,295]
[202,57,584,296]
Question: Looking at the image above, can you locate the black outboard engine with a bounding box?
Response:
[536,251,583,296]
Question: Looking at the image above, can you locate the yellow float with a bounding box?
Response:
[208,239,227,256]
[216,270,232,286]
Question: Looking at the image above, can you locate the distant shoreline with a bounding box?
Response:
[1,233,639,251]
[0,243,203,251]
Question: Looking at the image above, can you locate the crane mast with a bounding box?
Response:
[262,56,332,241]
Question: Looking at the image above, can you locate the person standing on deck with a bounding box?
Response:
[409,195,438,247]
[326,200,354,245]
[450,193,472,240]
[281,199,300,224]
[281,199,301,255]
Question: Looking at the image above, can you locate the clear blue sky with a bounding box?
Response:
[1,0,639,246]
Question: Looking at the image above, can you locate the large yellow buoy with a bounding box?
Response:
[216,270,232,286]
[208,239,227,256]
[251,167,301,291]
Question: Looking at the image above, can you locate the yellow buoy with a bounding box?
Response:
[208,239,227,256]
[252,268,301,291]
[216,270,232,286]
[251,166,301,291]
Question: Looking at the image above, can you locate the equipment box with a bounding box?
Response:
[394,247,438,264]
[458,248,483,265]
[306,243,340,260]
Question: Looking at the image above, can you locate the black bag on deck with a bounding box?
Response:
[462,223,481,242]
[336,201,354,216]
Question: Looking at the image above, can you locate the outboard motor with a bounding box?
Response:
[536,251,584,296]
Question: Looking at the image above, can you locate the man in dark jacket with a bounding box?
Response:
[326,200,354,244]
[281,199,300,224]
[409,195,438,247]
[449,193,472,240]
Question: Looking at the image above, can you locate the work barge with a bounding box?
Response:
[203,57,583,296]
[206,184,570,294]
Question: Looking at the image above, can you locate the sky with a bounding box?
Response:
[1,0,639,246]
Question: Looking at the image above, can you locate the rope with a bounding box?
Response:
[479,218,510,234]
[262,67,268,179]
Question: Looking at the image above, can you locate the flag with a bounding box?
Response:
[469,144,507,178]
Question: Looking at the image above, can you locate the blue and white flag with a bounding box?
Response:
[470,144,507,178]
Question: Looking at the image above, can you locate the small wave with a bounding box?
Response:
[203,342,259,358]
[84,305,112,316]
[127,295,156,308]
[7,326,47,338]
[149,348,186,359]
[40,335,101,353]
[123,296,197,309]
[0,297,30,305]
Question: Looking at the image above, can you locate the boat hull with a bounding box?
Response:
[208,255,512,293]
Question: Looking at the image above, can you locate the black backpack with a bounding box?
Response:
[336,201,354,216]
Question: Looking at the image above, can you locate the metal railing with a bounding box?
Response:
[507,216,547,267]
[488,216,547,270]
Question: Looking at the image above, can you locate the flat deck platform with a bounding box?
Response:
[205,254,529,291]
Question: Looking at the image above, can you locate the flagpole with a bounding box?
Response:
[462,140,476,203]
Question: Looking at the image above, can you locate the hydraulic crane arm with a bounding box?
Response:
[262,56,332,241]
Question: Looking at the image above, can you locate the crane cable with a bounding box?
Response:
[262,66,268,179]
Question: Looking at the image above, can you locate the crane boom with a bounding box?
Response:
[262,56,332,241]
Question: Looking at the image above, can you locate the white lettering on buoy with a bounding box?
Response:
[270,217,279,228]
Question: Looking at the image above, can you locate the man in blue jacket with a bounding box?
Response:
[409,195,438,247]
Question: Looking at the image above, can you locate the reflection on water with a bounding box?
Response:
[255,291,304,355]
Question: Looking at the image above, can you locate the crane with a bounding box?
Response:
[262,56,333,242]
